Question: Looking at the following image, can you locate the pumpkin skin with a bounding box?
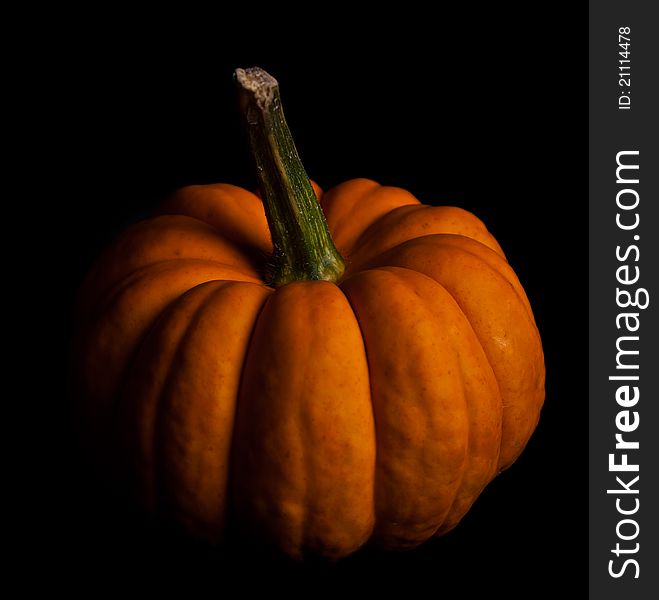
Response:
[72,177,545,560]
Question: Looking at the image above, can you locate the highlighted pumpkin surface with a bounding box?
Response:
[72,68,544,561]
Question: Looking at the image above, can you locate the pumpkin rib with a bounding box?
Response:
[151,280,237,512]
[367,236,544,470]
[116,280,225,512]
[411,234,537,327]
[366,233,537,327]
[344,264,503,539]
[153,280,272,542]
[74,260,264,433]
[346,204,505,275]
[95,214,264,283]
[159,183,272,254]
[342,266,480,549]
[232,281,376,560]
[353,246,507,466]
[321,179,421,257]
[79,235,263,318]
[80,258,261,329]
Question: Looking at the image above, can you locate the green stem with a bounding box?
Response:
[234,67,345,287]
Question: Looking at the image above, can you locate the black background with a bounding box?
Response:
[25,7,587,597]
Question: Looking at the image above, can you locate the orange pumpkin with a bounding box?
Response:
[72,67,544,560]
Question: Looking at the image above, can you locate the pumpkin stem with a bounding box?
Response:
[235,67,345,287]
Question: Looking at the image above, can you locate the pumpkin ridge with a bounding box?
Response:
[433,300,503,534]
[223,281,277,538]
[373,233,537,328]
[152,280,272,541]
[83,214,263,294]
[369,239,543,469]
[347,204,505,274]
[114,280,226,511]
[112,258,260,313]
[324,178,400,251]
[349,204,426,258]
[152,281,237,517]
[342,266,472,547]
[412,234,538,327]
[79,258,262,330]
[388,264,503,536]
[231,281,376,559]
[333,279,379,519]
[324,180,382,251]
[413,236,542,370]
[76,264,264,435]
[351,263,503,527]
[322,179,420,258]
[159,183,272,254]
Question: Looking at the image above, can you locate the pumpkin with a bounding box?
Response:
[72,67,545,561]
